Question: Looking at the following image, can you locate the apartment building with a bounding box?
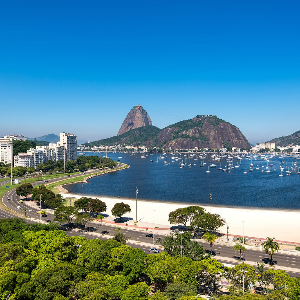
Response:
[4,135,27,141]
[14,153,34,168]
[0,138,13,165]
[13,132,77,168]
[58,132,77,161]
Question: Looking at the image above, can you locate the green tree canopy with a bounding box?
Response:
[74,197,91,212]
[168,206,205,229]
[111,202,131,222]
[88,198,107,214]
[16,183,33,198]
[191,212,225,233]
[202,232,218,254]
[262,237,280,265]
[160,231,205,261]
[233,243,246,260]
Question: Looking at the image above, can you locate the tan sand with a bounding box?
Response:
[61,193,300,243]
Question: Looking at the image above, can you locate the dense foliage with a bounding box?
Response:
[111,202,131,222]
[36,156,117,173]
[168,206,225,234]
[0,156,117,176]
[268,130,300,147]
[12,140,37,156]
[0,218,299,299]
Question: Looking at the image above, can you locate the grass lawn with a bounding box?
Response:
[46,164,129,194]
[0,164,129,215]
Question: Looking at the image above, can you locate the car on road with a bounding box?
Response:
[149,247,160,253]
[146,233,153,238]
[7,197,10,200]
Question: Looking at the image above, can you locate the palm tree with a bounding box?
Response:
[202,232,217,254]
[262,237,279,265]
[233,243,246,260]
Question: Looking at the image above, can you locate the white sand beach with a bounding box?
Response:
[62,193,300,244]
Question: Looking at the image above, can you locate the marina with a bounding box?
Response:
[66,152,300,210]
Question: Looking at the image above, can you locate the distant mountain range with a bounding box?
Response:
[268,130,300,147]
[28,134,86,145]
[86,114,251,150]
[28,133,59,143]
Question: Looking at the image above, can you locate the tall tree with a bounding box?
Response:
[16,183,33,198]
[233,243,246,260]
[44,193,63,209]
[159,231,205,261]
[111,202,131,222]
[54,206,77,225]
[32,185,55,204]
[262,237,280,265]
[88,198,107,215]
[74,212,92,229]
[191,212,225,233]
[168,206,205,229]
[74,197,91,212]
[228,263,257,294]
[195,258,224,294]
[202,232,217,254]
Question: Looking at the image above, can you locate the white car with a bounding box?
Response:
[149,247,160,254]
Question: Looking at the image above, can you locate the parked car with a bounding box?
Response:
[149,247,159,254]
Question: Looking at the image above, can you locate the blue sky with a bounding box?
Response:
[0,0,299,144]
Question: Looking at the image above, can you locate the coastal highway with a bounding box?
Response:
[1,177,300,276]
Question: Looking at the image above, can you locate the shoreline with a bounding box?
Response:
[61,189,300,213]
[61,192,300,244]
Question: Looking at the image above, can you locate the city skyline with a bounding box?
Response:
[1,1,299,144]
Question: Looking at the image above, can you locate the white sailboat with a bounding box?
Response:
[206,165,210,173]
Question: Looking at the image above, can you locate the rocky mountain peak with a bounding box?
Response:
[117,105,152,136]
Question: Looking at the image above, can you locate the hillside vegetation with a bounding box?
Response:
[269,130,300,147]
[86,115,250,150]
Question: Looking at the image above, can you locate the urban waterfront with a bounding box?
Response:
[65,152,300,210]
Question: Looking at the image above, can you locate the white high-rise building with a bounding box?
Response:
[48,143,64,161]
[13,132,77,168]
[27,148,47,167]
[58,132,77,161]
[0,138,13,165]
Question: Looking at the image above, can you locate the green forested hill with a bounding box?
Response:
[86,125,161,147]
[86,115,250,150]
[268,130,300,147]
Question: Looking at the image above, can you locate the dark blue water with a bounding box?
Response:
[66,152,300,210]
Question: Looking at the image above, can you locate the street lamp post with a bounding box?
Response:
[242,269,248,293]
[39,194,42,221]
[64,148,66,174]
[153,210,155,245]
[227,224,229,243]
[10,140,13,185]
[135,187,138,222]
[77,244,82,266]
[242,221,245,244]
[180,233,183,257]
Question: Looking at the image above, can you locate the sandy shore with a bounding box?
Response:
[61,193,300,244]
